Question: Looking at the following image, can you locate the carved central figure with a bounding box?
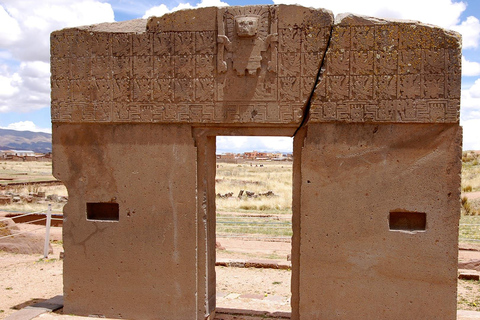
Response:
[235,15,259,37]
[217,9,277,77]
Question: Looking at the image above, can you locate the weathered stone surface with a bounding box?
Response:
[54,123,197,319]
[51,4,462,320]
[0,195,12,205]
[459,271,480,281]
[459,260,480,271]
[310,14,461,123]
[296,123,461,319]
[51,5,333,125]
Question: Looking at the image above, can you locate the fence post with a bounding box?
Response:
[43,204,52,259]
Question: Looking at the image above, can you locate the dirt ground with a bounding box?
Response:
[464,191,480,201]
[0,227,293,319]
[2,229,480,319]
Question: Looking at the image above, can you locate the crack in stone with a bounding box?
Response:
[293,25,334,136]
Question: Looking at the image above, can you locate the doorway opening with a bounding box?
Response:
[214,136,293,314]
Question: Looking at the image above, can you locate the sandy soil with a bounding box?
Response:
[0,243,63,319]
[464,191,480,201]
[1,229,480,319]
[0,231,292,319]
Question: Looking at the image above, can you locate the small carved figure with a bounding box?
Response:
[217,13,277,76]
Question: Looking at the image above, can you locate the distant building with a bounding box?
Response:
[1,149,36,159]
[216,153,235,160]
[243,151,268,160]
[12,150,36,157]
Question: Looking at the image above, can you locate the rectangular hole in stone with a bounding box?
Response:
[389,211,426,231]
[87,203,119,221]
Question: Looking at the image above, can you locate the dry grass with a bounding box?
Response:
[0,161,66,213]
[217,213,292,237]
[458,279,480,311]
[462,151,480,193]
[0,184,67,213]
[0,161,55,184]
[462,151,480,216]
[216,161,292,214]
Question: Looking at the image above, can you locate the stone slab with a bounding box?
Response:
[6,295,64,320]
[51,4,462,320]
[5,308,45,320]
[459,310,480,320]
[27,295,64,311]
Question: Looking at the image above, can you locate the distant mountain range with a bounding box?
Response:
[0,128,52,153]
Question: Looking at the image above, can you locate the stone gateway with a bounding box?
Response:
[51,5,462,319]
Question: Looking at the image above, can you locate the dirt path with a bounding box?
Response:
[0,244,63,319]
[217,211,291,221]
[464,191,480,200]
[2,228,480,319]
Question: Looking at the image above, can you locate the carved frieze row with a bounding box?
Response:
[326,48,461,76]
[51,31,216,58]
[314,73,460,101]
[330,24,460,52]
[52,78,215,103]
[51,54,216,80]
[51,102,304,124]
[310,21,461,123]
[52,75,319,104]
[310,99,458,123]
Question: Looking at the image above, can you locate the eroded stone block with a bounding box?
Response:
[51,5,462,320]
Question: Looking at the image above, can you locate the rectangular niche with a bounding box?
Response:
[389,211,426,231]
[87,202,119,221]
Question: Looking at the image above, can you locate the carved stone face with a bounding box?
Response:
[235,16,259,37]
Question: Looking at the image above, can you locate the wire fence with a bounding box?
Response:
[1,208,479,252]
[459,223,480,242]
[216,214,292,241]
[0,204,61,258]
[217,215,480,243]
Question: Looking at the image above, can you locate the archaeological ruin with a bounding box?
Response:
[51,5,462,319]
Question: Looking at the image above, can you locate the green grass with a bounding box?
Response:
[459,216,480,242]
[458,279,480,311]
[462,151,480,193]
[0,161,56,184]
[216,214,292,237]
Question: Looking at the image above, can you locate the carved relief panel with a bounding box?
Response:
[216,6,278,102]
[310,17,461,123]
[51,6,460,125]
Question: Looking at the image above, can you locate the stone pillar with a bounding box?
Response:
[297,13,462,319]
[51,5,462,319]
[53,123,198,319]
[298,123,461,319]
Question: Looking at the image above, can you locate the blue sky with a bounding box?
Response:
[0,0,479,152]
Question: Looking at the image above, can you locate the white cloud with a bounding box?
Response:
[0,1,115,114]
[451,15,480,49]
[142,0,228,19]
[462,78,480,110]
[1,121,51,133]
[461,118,480,150]
[0,73,20,99]
[143,4,170,18]
[460,78,480,150]
[273,0,480,49]
[463,56,480,76]
[0,61,51,113]
[0,6,21,46]
[273,0,465,27]
[196,0,228,8]
[217,136,293,153]
[0,1,115,63]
